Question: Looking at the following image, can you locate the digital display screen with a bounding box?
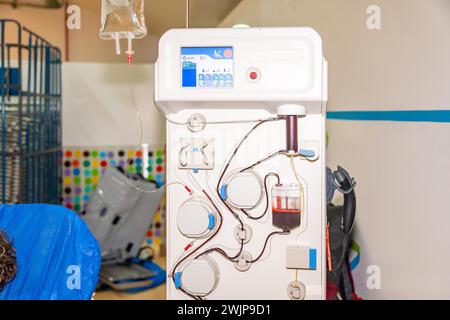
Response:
[181,47,234,88]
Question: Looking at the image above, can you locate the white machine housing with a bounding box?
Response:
[156,27,328,300]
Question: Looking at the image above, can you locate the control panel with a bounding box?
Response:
[156,28,326,115]
[181,47,234,88]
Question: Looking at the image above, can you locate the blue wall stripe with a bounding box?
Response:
[327,110,450,123]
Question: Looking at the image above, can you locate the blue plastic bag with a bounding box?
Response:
[0,205,101,300]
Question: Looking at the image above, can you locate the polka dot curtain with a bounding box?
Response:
[63,146,166,254]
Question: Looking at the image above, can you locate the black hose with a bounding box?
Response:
[331,166,356,273]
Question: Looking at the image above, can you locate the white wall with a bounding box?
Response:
[62,62,165,147]
[328,120,450,299]
[222,0,450,299]
[221,0,450,108]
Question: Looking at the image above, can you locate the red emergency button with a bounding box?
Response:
[247,68,261,82]
[249,71,258,80]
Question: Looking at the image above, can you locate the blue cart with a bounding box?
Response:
[1,19,62,204]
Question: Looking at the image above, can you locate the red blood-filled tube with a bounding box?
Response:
[286,115,299,152]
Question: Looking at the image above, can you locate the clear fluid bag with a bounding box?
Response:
[100,0,147,55]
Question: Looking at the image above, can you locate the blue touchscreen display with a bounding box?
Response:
[181,47,234,88]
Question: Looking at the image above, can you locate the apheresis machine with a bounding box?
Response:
[155,27,328,300]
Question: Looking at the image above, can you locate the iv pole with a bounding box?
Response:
[186,0,190,28]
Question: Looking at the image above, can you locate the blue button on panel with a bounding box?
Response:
[309,249,317,270]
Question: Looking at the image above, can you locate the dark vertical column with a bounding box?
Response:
[286,115,299,152]
[1,20,5,203]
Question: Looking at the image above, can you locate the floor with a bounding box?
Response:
[94,256,167,300]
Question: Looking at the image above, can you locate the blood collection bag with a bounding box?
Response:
[100,0,147,56]
[272,184,303,231]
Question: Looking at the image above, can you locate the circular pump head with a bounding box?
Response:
[177,197,218,239]
[221,169,264,210]
[177,256,221,298]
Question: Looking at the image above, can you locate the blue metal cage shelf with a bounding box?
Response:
[1,19,62,204]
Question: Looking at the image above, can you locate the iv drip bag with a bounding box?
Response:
[100,0,147,55]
